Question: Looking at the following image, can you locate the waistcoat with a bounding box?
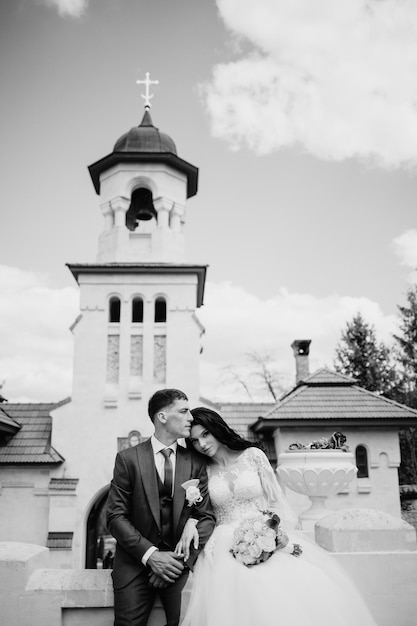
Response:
[156,472,174,549]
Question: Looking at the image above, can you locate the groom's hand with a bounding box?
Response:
[175,518,199,561]
[147,550,184,583]
[148,572,169,589]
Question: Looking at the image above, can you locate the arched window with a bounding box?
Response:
[109,297,121,323]
[154,297,166,323]
[356,445,369,478]
[132,297,143,323]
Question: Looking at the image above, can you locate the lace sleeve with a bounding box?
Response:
[248,447,299,530]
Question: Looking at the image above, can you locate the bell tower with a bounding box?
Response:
[64,82,205,423]
[88,105,198,264]
[50,79,207,567]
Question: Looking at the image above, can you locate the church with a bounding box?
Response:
[1,82,417,570]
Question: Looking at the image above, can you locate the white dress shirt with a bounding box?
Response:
[151,435,178,488]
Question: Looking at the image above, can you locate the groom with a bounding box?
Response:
[106,388,215,626]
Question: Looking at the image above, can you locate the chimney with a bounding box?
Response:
[291,339,311,384]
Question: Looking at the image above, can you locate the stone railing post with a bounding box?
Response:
[0,542,49,626]
[315,509,417,626]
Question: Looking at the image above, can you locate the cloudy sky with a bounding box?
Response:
[1,0,416,403]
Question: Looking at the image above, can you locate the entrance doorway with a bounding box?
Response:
[85,489,115,569]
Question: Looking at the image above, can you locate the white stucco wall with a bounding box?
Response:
[0,468,50,546]
[49,268,203,567]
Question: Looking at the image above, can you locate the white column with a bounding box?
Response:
[100,201,114,231]
[154,197,173,229]
[169,203,185,232]
[111,196,130,227]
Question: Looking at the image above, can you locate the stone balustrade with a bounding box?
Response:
[1,509,417,626]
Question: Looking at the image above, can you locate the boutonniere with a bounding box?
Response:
[181,479,203,506]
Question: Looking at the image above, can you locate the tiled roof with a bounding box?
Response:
[0,405,21,433]
[260,369,417,424]
[0,403,64,465]
[49,478,79,491]
[215,402,275,440]
[290,368,356,387]
[46,532,73,549]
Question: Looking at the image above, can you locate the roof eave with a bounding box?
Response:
[0,416,21,435]
[0,423,21,435]
[88,152,198,198]
[251,416,417,434]
[66,263,208,308]
[0,460,64,466]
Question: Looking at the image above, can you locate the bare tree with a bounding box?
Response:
[221,366,254,401]
[220,352,283,402]
[246,352,283,402]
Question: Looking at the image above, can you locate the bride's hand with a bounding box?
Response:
[175,518,199,561]
[291,543,303,557]
[280,541,303,557]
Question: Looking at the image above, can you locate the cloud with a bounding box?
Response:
[392,230,417,269]
[392,230,417,284]
[42,0,88,18]
[204,0,417,167]
[198,280,397,401]
[0,266,78,402]
[0,266,397,403]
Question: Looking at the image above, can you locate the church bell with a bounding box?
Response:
[126,187,157,230]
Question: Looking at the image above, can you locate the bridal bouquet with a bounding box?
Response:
[229,510,288,567]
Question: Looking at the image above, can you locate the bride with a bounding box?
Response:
[177,407,377,626]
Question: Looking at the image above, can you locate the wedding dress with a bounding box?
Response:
[180,446,377,626]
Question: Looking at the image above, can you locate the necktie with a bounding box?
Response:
[161,448,173,495]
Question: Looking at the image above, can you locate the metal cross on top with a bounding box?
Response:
[136,72,159,109]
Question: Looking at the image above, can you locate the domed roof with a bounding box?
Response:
[113,109,177,155]
[89,108,198,198]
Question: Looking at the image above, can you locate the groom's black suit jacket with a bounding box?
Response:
[106,438,215,590]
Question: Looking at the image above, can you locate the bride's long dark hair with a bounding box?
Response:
[188,407,262,455]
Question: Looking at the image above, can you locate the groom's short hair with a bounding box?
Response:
[148,388,188,422]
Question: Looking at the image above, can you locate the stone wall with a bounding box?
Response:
[0,543,165,626]
[1,509,417,626]
[0,543,50,626]
[315,509,417,626]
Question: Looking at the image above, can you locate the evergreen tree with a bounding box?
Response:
[393,284,417,484]
[393,284,417,408]
[334,312,397,395]
[334,311,415,483]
